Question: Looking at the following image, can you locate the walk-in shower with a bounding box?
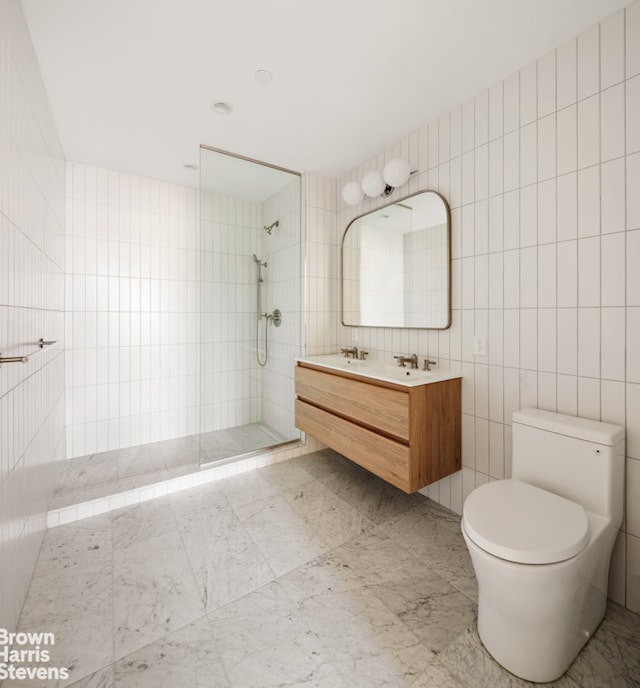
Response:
[199,146,302,466]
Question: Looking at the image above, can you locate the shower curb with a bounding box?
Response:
[46,443,304,527]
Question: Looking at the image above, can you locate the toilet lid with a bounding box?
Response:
[462,479,590,564]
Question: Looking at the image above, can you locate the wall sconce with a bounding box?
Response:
[342,158,412,206]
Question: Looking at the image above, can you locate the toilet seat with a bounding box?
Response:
[462,479,590,564]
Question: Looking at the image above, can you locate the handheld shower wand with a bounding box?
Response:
[253,254,267,283]
[264,220,279,235]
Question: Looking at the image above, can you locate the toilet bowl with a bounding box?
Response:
[461,408,624,683]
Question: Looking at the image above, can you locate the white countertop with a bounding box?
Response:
[297,354,462,388]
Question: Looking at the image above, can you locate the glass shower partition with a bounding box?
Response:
[198,146,302,466]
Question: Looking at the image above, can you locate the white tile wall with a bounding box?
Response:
[320,2,640,612]
[261,177,304,439]
[200,187,262,435]
[67,162,303,458]
[0,1,66,632]
[65,164,200,457]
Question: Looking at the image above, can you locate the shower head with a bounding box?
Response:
[264,220,279,235]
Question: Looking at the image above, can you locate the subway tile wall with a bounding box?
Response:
[65,164,201,457]
[200,189,262,434]
[327,3,640,611]
[303,174,339,356]
[0,1,66,632]
[261,177,304,439]
[67,166,304,456]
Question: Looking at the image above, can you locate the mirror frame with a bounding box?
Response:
[341,189,452,330]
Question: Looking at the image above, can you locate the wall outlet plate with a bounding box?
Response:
[472,335,487,356]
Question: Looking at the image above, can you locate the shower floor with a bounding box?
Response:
[51,423,288,511]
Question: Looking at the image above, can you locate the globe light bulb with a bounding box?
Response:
[383,158,411,188]
[361,170,385,197]
[342,181,364,206]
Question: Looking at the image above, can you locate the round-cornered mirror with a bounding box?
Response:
[342,190,451,329]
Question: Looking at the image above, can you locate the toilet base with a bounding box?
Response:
[462,516,615,683]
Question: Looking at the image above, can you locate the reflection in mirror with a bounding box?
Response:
[342,191,451,329]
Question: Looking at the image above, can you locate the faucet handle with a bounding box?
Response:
[358,350,369,360]
[423,358,437,371]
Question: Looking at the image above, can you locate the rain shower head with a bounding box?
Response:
[264,220,279,235]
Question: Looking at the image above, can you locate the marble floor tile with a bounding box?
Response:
[55,454,118,495]
[16,451,640,688]
[368,573,476,654]
[114,618,228,688]
[115,445,165,481]
[438,626,582,688]
[256,459,317,492]
[409,660,464,688]
[378,500,477,601]
[281,479,373,549]
[279,551,434,687]
[226,422,284,447]
[112,528,205,660]
[67,665,114,688]
[278,552,366,601]
[321,463,426,525]
[13,566,113,687]
[207,581,331,688]
[567,601,640,688]
[232,492,329,576]
[170,484,275,611]
[49,477,137,509]
[112,497,177,549]
[31,513,112,579]
[215,470,279,511]
[291,448,356,481]
[296,585,433,687]
[199,430,243,462]
[153,435,199,468]
[331,530,476,653]
[331,529,430,586]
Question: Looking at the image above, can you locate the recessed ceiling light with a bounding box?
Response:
[211,101,233,115]
[254,69,273,85]
[184,163,199,171]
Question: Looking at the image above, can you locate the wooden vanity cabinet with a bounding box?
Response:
[295,362,461,493]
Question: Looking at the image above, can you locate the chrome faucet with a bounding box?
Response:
[394,353,418,369]
[340,346,358,358]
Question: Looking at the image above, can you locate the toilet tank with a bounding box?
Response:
[511,408,625,526]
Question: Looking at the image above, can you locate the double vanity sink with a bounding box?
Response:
[295,354,462,493]
[298,354,462,387]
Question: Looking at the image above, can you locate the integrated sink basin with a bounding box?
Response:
[296,354,462,387]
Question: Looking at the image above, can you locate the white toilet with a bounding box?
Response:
[461,408,625,683]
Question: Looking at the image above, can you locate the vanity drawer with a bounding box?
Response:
[295,365,409,441]
[295,399,411,491]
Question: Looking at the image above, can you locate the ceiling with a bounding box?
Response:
[22,0,628,190]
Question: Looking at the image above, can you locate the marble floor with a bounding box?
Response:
[52,423,287,510]
[9,450,640,688]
